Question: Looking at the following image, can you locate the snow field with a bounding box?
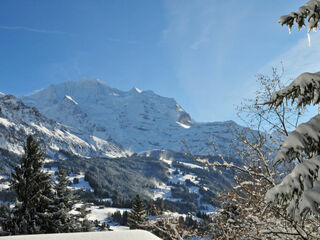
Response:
[0,230,161,240]
[151,158,215,213]
[87,205,130,223]
[68,172,94,191]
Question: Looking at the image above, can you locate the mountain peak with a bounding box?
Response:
[20,78,242,155]
[78,77,108,86]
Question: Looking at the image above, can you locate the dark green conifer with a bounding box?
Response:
[128,194,147,229]
[49,168,79,233]
[7,135,53,234]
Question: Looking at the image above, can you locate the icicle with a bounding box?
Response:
[308,32,311,47]
[288,25,292,34]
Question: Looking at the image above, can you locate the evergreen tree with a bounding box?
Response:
[78,203,92,232]
[128,194,147,229]
[56,168,74,211]
[0,203,11,236]
[49,168,79,233]
[5,135,54,234]
[265,0,320,221]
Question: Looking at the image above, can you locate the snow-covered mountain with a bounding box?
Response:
[0,81,241,213]
[22,78,242,155]
[0,94,126,159]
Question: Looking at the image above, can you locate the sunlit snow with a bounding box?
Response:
[1,230,161,240]
[176,121,190,129]
[68,172,94,191]
[134,87,142,93]
[65,95,78,105]
[87,205,130,222]
[0,117,15,128]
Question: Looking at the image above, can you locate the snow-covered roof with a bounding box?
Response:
[1,230,161,240]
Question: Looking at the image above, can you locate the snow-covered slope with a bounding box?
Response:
[22,78,243,155]
[0,94,125,158]
[1,230,161,240]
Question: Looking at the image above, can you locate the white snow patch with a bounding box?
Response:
[0,175,10,191]
[30,123,53,136]
[159,157,172,166]
[151,182,171,200]
[162,211,187,219]
[96,198,113,204]
[69,172,93,191]
[171,172,199,185]
[134,87,142,93]
[87,205,130,223]
[176,121,190,129]
[91,135,125,158]
[178,162,203,169]
[0,182,10,191]
[44,158,55,164]
[65,95,78,105]
[0,117,15,127]
[154,158,203,205]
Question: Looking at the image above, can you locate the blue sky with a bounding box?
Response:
[0,0,319,123]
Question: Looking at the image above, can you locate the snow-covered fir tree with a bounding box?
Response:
[0,136,88,235]
[265,0,320,222]
[128,194,147,230]
[4,135,54,234]
[49,168,80,233]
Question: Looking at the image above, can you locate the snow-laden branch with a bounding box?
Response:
[266,155,320,220]
[274,114,320,164]
[213,161,274,186]
[299,180,320,219]
[265,72,320,109]
[279,0,320,33]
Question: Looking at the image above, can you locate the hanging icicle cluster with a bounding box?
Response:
[279,0,320,46]
[279,0,320,33]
